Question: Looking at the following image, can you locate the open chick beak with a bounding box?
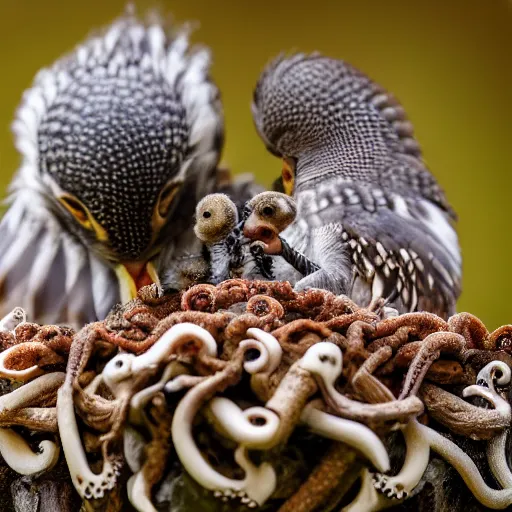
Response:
[115,261,161,303]
[243,218,282,255]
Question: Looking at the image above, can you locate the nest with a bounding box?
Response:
[0,280,512,512]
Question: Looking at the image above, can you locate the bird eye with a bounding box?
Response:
[262,206,275,217]
[203,211,212,219]
[58,195,93,230]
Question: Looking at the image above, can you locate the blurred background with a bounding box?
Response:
[0,0,510,328]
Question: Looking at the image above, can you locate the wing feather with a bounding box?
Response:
[0,198,119,327]
[296,179,461,317]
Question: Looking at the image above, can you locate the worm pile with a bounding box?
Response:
[0,280,511,512]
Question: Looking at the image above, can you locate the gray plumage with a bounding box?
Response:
[279,237,320,277]
[252,53,461,317]
[0,11,224,326]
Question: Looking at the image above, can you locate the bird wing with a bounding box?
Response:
[0,192,119,327]
[298,179,461,317]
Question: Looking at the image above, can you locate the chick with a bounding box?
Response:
[243,192,321,278]
[194,194,240,284]
[159,171,266,293]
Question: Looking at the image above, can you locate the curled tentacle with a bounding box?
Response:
[247,279,295,300]
[420,383,509,440]
[299,342,423,429]
[103,323,218,393]
[420,423,512,509]
[0,307,26,332]
[57,381,122,499]
[102,311,234,354]
[462,361,512,488]
[241,328,283,376]
[223,313,276,356]
[0,342,65,382]
[240,329,284,401]
[207,397,280,449]
[398,331,466,399]
[170,348,276,506]
[0,372,65,411]
[489,325,512,352]
[325,310,379,331]
[347,420,431,511]
[272,319,332,345]
[0,372,64,432]
[313,294,361,321]
[372,312,448,339]
[129,360,187,424]
[215,279,250,309]
[0,428,59,475]
[352,346,394,403]
[301,402,390,473]
[448,312,489,348]
[246,294,285,320]
[181,284,217,312]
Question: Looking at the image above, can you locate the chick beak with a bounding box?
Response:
[115,261,161,303]
[243,217,283,254]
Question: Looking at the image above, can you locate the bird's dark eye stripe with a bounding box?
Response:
[203,211,212,218]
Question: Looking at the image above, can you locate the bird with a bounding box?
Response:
[159,174,267,292]
[0,10,226,327]
[171,192,276,289]
[252,53,461,317]
[193,193,240,285]
[242,191,322,279]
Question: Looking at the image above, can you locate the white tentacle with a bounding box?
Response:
[171,373,276,505]
[463,361,512,490]
[0,428,59,475]
[301,403,390,473]
[208,397,280,449]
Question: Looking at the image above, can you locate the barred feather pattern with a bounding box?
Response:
[279,237,320,277]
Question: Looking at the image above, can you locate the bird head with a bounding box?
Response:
[243,191,296,254]
[11,12,224,303]
[252,53,424,195]
[194,194,239,245]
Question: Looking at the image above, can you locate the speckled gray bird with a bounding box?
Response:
[0,11,226,326]
[252,53,461,317]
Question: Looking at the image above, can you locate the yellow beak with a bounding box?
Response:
[282,158,295,196]
[115,261,160,303]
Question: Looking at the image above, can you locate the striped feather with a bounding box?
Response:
[0,194,119,327]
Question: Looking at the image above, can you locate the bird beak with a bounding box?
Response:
[281,158,295,196]
[243,217,282,254]
[115,261,161,304]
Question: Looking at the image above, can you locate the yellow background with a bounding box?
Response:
[0,0,510,328]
